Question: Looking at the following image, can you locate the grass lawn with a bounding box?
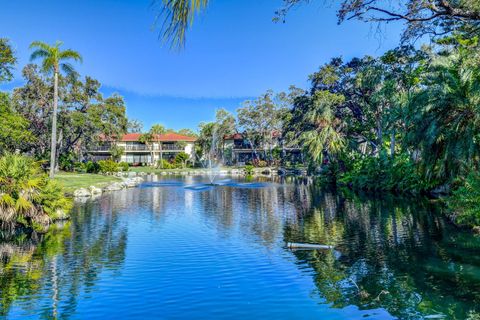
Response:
[54,172,122,193]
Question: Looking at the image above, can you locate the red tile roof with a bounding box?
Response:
[101,133,197,142]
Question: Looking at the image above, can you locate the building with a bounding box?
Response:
[88,133,196,165]
[223,133,302,165]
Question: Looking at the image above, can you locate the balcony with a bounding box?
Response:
[89,145,112,152]
[233,143,252,150]
[161,144,183,151]
[125,145,150,151]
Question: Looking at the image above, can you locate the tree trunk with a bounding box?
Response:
[49,71,58,179]
[150,144,154,166]
[159,141,163,168]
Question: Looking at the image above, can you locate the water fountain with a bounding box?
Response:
[205,126,220,185]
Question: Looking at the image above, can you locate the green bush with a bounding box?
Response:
[174,152,189,168]
[339,153,427,193]
[58,152,76,172]
[157,159,174,169]
[85,161,100,174]
[73,161,86,173]
[0,154,72,230]
[118,161,129,172]
[244,164,254,175]
[447,172,480,227]
[98,159,119,174]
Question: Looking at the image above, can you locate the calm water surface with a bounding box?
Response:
[1,175,479,319]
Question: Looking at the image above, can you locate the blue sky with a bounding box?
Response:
[0,0,403,131]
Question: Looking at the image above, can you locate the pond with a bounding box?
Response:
[1,175,479,319]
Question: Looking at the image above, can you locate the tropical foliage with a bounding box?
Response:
[0,154,71,230]
[29,41,82,178]
[448,172,480,228]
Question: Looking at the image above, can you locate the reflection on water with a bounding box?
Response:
[0,176,479,319]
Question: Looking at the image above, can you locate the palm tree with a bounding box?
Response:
[410,46,480,182]
[29,41,82,178]
[150,124,166,168]
[139,133,155,166]
[297,91,346,163]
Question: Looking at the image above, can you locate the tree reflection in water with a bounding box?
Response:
[284,178,480,319]
[0,176,479,319]
[0,199,128,318]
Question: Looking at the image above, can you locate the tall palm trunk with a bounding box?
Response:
[49,71,58,179]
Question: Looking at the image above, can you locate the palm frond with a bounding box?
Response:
[60,62,75,76]
[154,0,209,49]
[29,41,52,52]
[58,49,83,63]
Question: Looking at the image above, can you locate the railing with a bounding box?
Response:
[125,145,150,151]
[89,144,186,152]
[89,145,112,152]
[162,144,183,151]
[90,155,111,161]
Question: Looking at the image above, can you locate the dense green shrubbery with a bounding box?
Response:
[58,152,76,172]
[156,154,192,170]
[447,172,480,228]
[85,161,101,173]
[0,154,72,230]
[98,159,119,174]
[174,152,189,168]
[157,159,174,169]
[338,153,428,193]
[118,161,129,172]
[244,165,254,175]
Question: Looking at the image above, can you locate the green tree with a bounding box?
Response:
[238,90,290,161]
[175,151,189,168]
[0,38,16,82]
[127,119,143,133]
[150,124,167,168]
[139,132,155,165]
[177,128,197,137]
[109,145,125,162]
[13,65,127,161]
[0,93,34,153]
[29,41,82,178]
[409,36,480,182]
[296,91,346,163]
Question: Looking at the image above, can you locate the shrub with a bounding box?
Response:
[98,159,119,174]
[339,153,427,193]
[447,172,480,227]
[174,152,189,168]
[256,160,267,167]
[244,164,254,175]
[157,159,174,169]
[0,154,72,230]
[85,161,100,174]
[118,161,129,172]
[58,152,76,172]
[73,161,86,173]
